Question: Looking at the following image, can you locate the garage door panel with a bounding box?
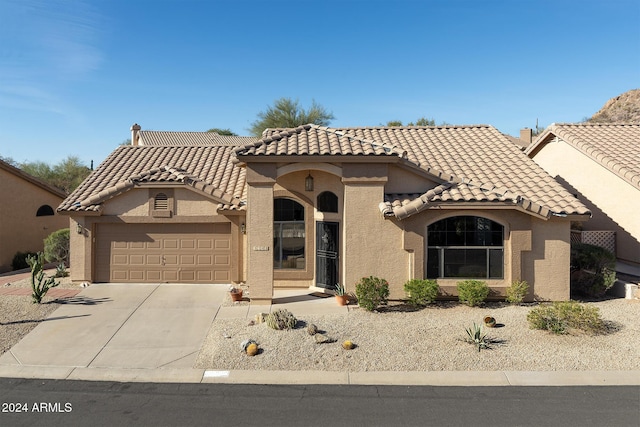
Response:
[164,239,178,249]
[146,255,162,266]
[215,240,230,249]
[96,223,232,284]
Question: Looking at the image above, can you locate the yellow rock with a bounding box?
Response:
[246,343,259,356]
[342,340,354,350]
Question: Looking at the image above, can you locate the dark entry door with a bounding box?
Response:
[316,221,339,289]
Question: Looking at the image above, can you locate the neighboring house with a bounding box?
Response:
[526,123,640,267]
[59,124,589,303]
[0,159,69,272]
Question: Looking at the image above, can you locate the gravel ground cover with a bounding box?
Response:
[0,271,77,355]
[195,298,640,372]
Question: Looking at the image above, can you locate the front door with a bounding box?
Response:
[316,221,339,289]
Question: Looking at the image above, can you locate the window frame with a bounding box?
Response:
[427,216,504,280]
[273,198,305,270]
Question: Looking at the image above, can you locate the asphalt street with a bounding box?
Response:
[0,378,638,427]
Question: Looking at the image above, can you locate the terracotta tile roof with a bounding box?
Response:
[58,145,245,212]
[247,125,587,219]
[0,159,67,198]
[526,123,640,190]
[139,130,258,146]
[233,124,407,159]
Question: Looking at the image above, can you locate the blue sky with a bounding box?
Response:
[0,0,638,167]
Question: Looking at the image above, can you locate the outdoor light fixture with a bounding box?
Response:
[305,173,314,192]
[240,222,246,234]
[76,223,83,234]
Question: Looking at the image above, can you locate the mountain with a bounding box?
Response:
[587,89,640,123]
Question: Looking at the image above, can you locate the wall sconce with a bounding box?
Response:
[240,222,246,234]
[76,223,83,234]
[305,173,314,192]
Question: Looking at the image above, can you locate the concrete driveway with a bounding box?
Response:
[0,284,227,370]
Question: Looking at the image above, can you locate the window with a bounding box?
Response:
[317,191,338,213]
[36,205,54,216]
[427,216,504,279]
[273,198,305,269]
[154,193,169,210]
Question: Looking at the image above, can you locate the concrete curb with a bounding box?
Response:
[1,366,639,386]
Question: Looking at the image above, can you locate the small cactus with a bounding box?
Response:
[240,339,258,352]
[246,343,259,356]
[266,309,297,330]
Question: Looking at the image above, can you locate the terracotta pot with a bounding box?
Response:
[335,295,348,306]
[484,316,496,327]
[230,290,243,302]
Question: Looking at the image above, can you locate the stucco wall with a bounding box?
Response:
[0,168,67,272]
[530,137,640,264]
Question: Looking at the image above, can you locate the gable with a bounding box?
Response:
[527,123,640,191]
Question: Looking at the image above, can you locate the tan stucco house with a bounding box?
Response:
[59,124,590,303]
[0,159,68,272]
[526,123,640,267]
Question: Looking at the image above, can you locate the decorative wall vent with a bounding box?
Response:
[154,193,169,210]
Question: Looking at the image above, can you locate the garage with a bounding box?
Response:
[95,223,231,283]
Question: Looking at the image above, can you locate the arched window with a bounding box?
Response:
[36,205,55,216]
[427,216,504,279]
[154,193,168,210]
[273,198,305,269]
[317,191,338,213]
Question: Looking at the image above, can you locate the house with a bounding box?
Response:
[58,124,590,303]
[526,123,640,267]
[0,159,69,272]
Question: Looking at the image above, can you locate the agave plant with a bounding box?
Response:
[464,323,490,352]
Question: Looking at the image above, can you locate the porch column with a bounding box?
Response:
[246,164,277,304]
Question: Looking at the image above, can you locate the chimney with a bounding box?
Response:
[520,128,533,145]
[130,123,141,146]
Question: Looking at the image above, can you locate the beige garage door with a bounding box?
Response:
[95,223,231,283]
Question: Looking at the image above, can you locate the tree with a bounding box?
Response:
[20,156,91,194]
[385,117,437,127]
[207,128,237,136]
[249,98,335,137]
[0,155,17,166]
[120,139,131,146]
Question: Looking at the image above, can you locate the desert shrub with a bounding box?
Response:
[571,243,616,297]
[457,280,489,307]
[266,309,297,330]
[403,279,439,306]
[11,251,38,270]
[26,252,59,304]
[506,280,529,304]
[44,228,70,266]
[527,301,605,335]
[355,276,389,311]
[571,243,615,273]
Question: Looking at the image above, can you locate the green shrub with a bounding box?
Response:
[571,243,615,273]
[44,228,70,266]
[527,301,605,335]
[570,242,616,297]
[26,252,59,304]
[11,251,38,270]
[457,280,489,306]
[355,276,389,311]
[404,279,439,306]
[506,280,529,304]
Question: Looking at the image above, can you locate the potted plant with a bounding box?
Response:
[334,283,348,306]
[229,286,243,302]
